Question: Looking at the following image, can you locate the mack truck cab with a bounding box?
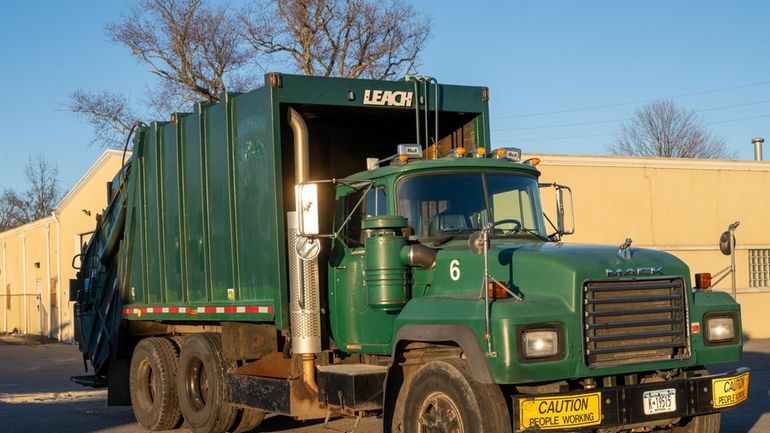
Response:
[294,144,750,433]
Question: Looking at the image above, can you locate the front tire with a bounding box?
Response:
[401,359,511,433]
[177,333,238,433]
[129,337,182,430]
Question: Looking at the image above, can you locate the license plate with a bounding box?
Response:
[643,388,676,415]
[518,392,602,430]
[712,372,750,408]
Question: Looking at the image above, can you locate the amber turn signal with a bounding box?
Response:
[487,281,509,299]
[695,272,712,289]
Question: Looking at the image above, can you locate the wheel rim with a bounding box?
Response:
[185,356,208,412]
[417,391,464,433]
[137,359,156,407]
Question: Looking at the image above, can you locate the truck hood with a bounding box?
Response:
[424,240,692,310]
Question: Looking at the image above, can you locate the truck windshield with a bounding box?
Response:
[397,172,546,240]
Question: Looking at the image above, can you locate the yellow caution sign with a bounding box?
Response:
[519,392,602,430]
[712,372,750,409]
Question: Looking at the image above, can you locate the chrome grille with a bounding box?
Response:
[583,278,688,367]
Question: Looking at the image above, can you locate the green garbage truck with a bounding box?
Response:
[71,73,750,433]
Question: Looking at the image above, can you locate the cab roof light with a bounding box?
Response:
[451,146,468,157]
[492,147,522,162]
[371,144,423,168]
[475,147,486,158]
[397,144,423,160]
[523,157,540,166]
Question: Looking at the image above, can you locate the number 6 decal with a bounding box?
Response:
[450,259,461,281]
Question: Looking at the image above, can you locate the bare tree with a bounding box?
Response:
[610,100,731,159]
[68,90,137,148]
[0,156,61,232]
[107,0,255,106]
[240,0,430,79]
[67,0,431,147]
[0,190,26,232]
[66,0,256,148]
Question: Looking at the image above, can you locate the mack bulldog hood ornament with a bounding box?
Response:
[618,238,633,260]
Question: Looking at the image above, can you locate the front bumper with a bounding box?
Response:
[512,368,750,432]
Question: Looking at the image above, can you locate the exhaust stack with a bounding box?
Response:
[752,137,764,161]
[287,108,321,393]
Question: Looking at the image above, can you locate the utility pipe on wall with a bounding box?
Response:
[52,211,62,341]
[2,240,6,334]
[21,233,28,334]
[45,225,52,338]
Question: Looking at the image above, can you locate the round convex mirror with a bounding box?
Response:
[719,231,733,256]
[296,236,321,260]
[468,231,485,255]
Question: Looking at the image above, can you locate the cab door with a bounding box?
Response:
[328,185,395,354]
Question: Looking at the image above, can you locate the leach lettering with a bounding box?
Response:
[363,90,413,107]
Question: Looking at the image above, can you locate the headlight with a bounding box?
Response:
[519,325,563,361]
[705,313,738,345]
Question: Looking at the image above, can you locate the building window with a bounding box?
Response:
[749,249,770,288]
[73,232,94,269]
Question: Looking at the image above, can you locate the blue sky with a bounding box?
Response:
[1,1,769,194]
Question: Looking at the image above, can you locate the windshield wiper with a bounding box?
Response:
[517,227,550,242]
[432,228,479,247]
[492,227,550,242]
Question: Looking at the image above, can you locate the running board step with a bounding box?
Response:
[317,364,387,412]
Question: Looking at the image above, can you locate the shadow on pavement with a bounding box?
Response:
[711,341,770,433]
[0,399,136,433]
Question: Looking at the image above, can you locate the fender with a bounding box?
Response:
[390,324,493,383]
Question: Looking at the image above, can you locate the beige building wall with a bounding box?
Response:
[0,150,125,341]
[530,153,770,339]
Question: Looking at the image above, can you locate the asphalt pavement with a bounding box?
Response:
[0,336,768,433]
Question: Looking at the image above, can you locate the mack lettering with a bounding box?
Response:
[605,267,664,277]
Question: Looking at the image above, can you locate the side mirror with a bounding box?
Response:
[556,188,566,235]
[540,182,575,238]
[555,185,574,236]
[719,221,740,256]
[719,231,733,256]
[296,183,320,236]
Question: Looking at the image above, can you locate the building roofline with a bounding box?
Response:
[0,215,55,240]
[524,153,770,172]
[55,149,127,212]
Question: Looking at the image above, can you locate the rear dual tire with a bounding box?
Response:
[129,337,182,431]
[177,333,265,433]
[130,333,265,433]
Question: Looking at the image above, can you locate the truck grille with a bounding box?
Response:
[583,278,689,368]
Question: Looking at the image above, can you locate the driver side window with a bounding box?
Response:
[336,186,387,248]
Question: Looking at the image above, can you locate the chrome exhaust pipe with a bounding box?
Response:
[287,108,320,393]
